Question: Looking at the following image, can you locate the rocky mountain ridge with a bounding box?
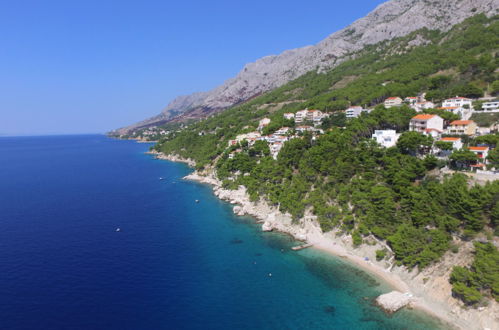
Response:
[116,0,498,134]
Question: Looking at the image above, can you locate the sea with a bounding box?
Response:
[0,135,448,329]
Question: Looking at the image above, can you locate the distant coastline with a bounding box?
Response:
[147,148,499,330]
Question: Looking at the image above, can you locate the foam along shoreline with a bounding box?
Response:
[149,151,498,330]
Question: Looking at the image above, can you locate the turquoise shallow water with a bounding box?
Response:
[0,135,448,329]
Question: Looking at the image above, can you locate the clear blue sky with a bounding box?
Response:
[0,0,386,136]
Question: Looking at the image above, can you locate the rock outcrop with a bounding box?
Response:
[116,0,498,134]
[376,291,414,313]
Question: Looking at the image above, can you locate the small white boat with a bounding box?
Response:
[195,200,199,203]
[116,228,121,232]
[159,177,164,180]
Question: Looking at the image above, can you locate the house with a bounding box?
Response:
[295,110,308,123]
[295,125,315,133]
[275,127,291,135]
[469,146,489,162]
[440,137,463,150]
[482,101,499,111]
[442,97,473,109]
[270,142,283,159]
[228,139,238,147]
[372,130,399,148]
[258,118,271,130]
[384,97,403,108]
[447,120,477,136]
[345,106,371,118]
[424,128,444,139]
[283,113,295,120]
[411,101,435,112]
[404,97,419,105]
[306,110,323,122]
[409,114,444,133]
[234,131,261,144]
[438,106,472,120]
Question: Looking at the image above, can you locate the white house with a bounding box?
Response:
[270,142,283,159]
[258,118,271,131]
[404,97,419,105]
[440,137,463,150]
[295,110,308,123]
[372,130,400,148]
[295,109,324,124]
[283,113,295,120]
[345,106,371,118]
[469,146,489,163]
[306,110,323,121]
[482,101,499,111]
[384,97,403,108]
[275,127,291,135]
[409,114,444,133]
[442,97,473,109]
[295,125,315,133]
[411,101,435,112]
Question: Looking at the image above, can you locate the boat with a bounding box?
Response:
[116,228,121,232]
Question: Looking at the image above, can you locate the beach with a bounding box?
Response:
[151,151,498,330]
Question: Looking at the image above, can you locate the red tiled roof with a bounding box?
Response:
[441,137,460,141]
[386,97,400,100]
[469,146,489,151]
[447,97,470,100]
[412,114,435,120]
[450,120,474,126]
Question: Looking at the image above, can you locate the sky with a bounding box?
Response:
[0,0,387,136]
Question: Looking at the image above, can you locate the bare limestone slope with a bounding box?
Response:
[117,0,498,134]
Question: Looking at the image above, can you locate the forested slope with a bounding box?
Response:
[153,15,499,306]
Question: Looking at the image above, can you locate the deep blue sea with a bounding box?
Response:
[0,135,448,329]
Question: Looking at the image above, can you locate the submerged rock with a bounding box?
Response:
[375,291,413,313]
[323,305,336,316]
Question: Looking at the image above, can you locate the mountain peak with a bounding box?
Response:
[116,0,498,134]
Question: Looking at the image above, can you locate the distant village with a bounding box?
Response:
[225,95,499,172]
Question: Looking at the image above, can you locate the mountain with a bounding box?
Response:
[115,0,497,134]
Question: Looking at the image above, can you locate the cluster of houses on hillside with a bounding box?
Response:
[227,94,498,168]
[373,113,493,169]
[228,115,325,159]
[284,109,330,125]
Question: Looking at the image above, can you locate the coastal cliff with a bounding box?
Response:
[145,150,499,330]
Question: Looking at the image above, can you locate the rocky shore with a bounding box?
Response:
[154,151,498,330]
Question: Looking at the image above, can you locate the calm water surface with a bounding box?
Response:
[0,135,447,329]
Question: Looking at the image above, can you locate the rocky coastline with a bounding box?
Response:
[153,150,498,330]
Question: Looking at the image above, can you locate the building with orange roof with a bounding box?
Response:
[447,120,477,136]
[439,137,463,150]
[409,114,444,134]
[468,146,489,162]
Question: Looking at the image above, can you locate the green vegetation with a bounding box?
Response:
[470,112,499,127]
[151,15,499,306]
[450,242,499,305]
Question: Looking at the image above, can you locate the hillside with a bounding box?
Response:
[143,14,499,322]
[114,0,498,134]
